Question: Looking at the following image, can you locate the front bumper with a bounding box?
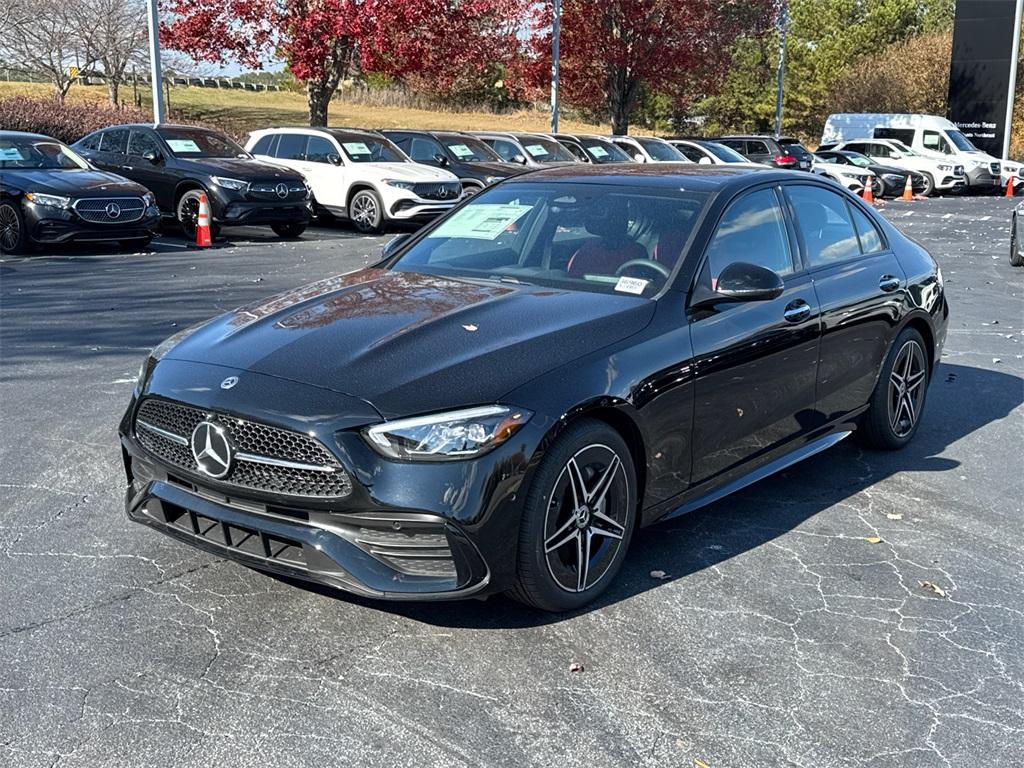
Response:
[387,197,459,221]
[965,165,1001,190]
[26,204,160,244]
[218,200,312,227]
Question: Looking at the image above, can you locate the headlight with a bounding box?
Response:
[364,405,532,461]
[24,192,70,209]
[937,164,952,171]
[143,191,156,207]
[882,173,902,182]
[383,179,416,191]
[210,176,249,191]
[484,175,502,184]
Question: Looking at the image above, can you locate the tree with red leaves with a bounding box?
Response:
[161,0,528,126]
[527,0,776,134]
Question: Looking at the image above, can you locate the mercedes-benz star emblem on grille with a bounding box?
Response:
[275,183,288,199]
[190,421,233,478]
[105,202,121,219]
[220,376,239,390]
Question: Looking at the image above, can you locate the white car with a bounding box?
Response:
[609,136,689,163]
[811,157,875,195]
[823,138,966,196]
[667,139,768,168]
[246,127,462,233]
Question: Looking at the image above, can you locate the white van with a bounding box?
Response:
[822,113,1019,191]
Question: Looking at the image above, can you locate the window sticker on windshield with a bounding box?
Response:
[524,144,548,157]
[0,147,25,161]
[164,138,200,153]
[343,142,371,155]
[448,144,474,158]
[615,276,648,295]
[430,203,532,240]
[587,145,609,158]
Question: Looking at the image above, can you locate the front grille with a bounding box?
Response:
[73,196,146,223]
[246,181,307,202]
[412,182,461,201]
[134,398,352,498]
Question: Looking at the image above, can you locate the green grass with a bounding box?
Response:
[0,81,607,137]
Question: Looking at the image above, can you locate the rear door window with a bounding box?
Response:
[848,204,885,254]
[746,140,770,155]
[785,185,862,266]
[250,134,277,156]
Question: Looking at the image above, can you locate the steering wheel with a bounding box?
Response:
[615,258,671,279]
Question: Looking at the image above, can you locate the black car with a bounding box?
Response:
[0,131,160,254]
[120,165,948,611]
[74,124,311,240]
[379,130,526,193]
[555,134,633,164]
[715,135,812,171]
[815,149,923,198]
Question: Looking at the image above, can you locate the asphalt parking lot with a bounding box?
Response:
[2,198,1022,768]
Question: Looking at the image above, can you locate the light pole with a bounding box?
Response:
[1003,0,1024,159]
[774,0,789,138]
[146,0,166,124]
[551,0,561,133]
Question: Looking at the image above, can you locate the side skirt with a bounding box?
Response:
[657,430,852,523]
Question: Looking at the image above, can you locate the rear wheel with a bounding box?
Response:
[0,201,28,255]
[1011,212,1024,267]
[349,189,384,234]
[510,419,637,612]
[919,172,935,197]
[859,327,930,450]
[271,221,307,239]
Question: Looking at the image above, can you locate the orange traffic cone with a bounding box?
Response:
[1006,176,1016,197]
[196,192,212,247]
[861,175,874,204]
[900,174,914,201]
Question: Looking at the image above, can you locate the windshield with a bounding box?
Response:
[441,136,500,163]
[578,138,631,163]
[638,138,685,161]
[701,141,748,163]
[947,130,978,152]
[333,134,406,163]
[388,182,709,298]
[519,137,576,163]
[842,152,872,168]
[889,140,917,155]
[778,139,811,157]
[0,136,90,170]
[157,128,246,158]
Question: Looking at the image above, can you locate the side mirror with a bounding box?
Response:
[142,149,161,164]
[327,153,342,166]
[433,153,450,167]
[715,262,785,302]
[698,156,713,165]
[382,233,410,259]
[511,153,528,165]
[889,151,902,159]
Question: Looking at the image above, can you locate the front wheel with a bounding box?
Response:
[509,419,637,612]
[349,189,384,234]
[859,327,930,450]
[271,221,307,239]
[0,201,28,255]
[176,189,220,241]
[1011,212,1024,267]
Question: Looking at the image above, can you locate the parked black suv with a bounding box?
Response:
[1,130,160,254]
[714,135,812,171]
[74,124,311,240]
[380,130,526,193]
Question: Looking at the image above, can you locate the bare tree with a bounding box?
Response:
[74,0,148,105]
[0,0,95,101]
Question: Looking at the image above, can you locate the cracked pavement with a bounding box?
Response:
[1,200,1022,767]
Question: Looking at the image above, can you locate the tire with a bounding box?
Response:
[509,419,637,612]
[0,201,28,255]
[462,182,483,197]
[1011,212,1024,267]
[859,327,930,450]
[271,221,307,239]
[919,172,935,197]
[872,177,885,198]
[349,189,384,234]
[176,188,219,241]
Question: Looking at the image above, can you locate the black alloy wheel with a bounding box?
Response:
[0,202,27,254]
[511,419,636,611]
[860,327,930,450]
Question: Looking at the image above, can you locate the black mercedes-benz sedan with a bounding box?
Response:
[120,165,948,611]
[0,131,160,254]
[74,124,311,240]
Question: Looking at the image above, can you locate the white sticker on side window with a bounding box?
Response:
[448,144,473,158]
[429,203,533,240]
[614,276,649,295]
[524,144,548,157]
[587,145,609,158]
[165,139,201,153]
[343,142,371,155]
[0,147,25,161]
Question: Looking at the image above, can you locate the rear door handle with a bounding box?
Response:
[783,299,812,323]
[879,275,901,293]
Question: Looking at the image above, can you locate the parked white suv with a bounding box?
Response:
[246,127,462,233]
[823,138,966,196]
[609,136,689,163]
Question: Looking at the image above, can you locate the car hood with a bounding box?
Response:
[868,163,907,175]
[178,156,305,181]
[8,168,147,196]
[356,162,459,183]
[461,161,526,178]
[165,269,656,417]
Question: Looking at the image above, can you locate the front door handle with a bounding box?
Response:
[879,275,901,293]
[783,299,812,323]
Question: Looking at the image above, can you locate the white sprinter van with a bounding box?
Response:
[822,113,1019,191]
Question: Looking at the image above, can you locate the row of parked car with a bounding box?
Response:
[0,111,1013,254]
